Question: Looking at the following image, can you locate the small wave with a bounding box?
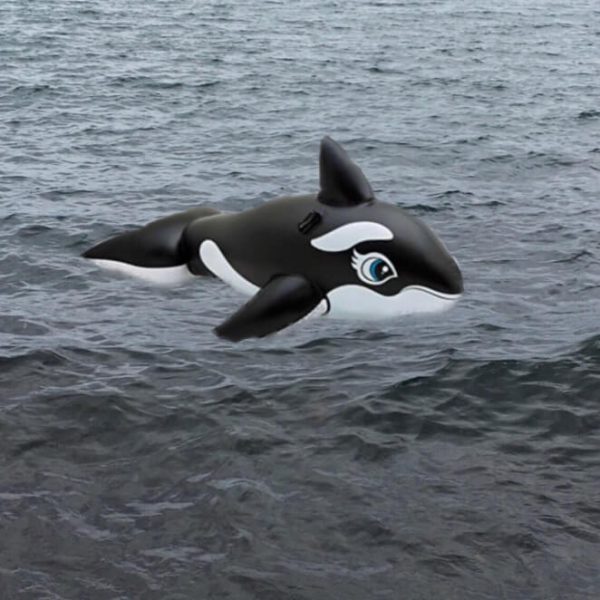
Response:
[295,337,342,350]
[78,8,101,17]
[410,77,463,88]
[110,75,184,90]
[443,135,492,145]
[38,189,97,201]
[108,76,220,91]
[366,66,401,75]
[577,110,600,120]
[575,334,600,361]
[551,250,594,264]
[17,224,53,237]
[473,81,508,91]
[337,402,418,435]
[519,408,599,438]
[0,348,66,370]
[429,190,475,199]
[328,431,400,462]
[0,316,49,336]
[9,84,53,95]
[480,153,514,163]
[402,203,441,213]
[472,199,505,207]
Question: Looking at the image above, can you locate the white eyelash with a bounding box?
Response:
[351,249,363,270]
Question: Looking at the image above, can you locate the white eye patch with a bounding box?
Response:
[310,222,393,252]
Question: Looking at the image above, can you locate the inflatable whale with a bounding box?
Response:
[83,137,463,341]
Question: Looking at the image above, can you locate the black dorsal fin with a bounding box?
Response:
[317,136,375,207]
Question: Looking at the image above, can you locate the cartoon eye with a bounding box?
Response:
[351,250,398,286]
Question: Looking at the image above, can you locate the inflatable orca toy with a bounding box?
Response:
[83,137,463,341]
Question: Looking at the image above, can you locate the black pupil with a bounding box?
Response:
[374,260,389,280]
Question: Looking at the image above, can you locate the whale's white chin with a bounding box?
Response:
[325,285,461,320]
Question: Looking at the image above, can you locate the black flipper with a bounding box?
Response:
[215,275,324,342]
[317,136,375,207]
[83,206,219,268]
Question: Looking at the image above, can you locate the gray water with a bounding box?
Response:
[1,1,599,598]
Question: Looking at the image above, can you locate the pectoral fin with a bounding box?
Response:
[215,275,324,342]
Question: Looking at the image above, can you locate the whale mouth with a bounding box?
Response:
[402,285,463,301]
[325,284,462,320]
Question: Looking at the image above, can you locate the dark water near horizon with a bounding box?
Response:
[1,0,599,598]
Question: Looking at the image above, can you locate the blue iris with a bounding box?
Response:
[369,258,387,281]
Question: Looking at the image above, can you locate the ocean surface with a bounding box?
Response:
[1,0,599,598]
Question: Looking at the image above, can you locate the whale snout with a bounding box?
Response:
[435,256,463,296]
[407,239,463,299]
[409,218,463,298]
